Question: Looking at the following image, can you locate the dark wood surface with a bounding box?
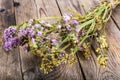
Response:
[0,0,120,80]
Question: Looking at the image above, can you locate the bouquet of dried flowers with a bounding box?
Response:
[3,0,120,74]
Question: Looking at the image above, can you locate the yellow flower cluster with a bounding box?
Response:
[39,49,77,74]
[96,17,103,31]
[83,43,91,59]
[40,53,61,74]
[97,55,108,67]
[96,35,108,66]
[97,35,108,49]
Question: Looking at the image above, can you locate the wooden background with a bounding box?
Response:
[0,0,120,80]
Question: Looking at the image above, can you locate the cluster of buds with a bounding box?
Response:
[96,35,108,66]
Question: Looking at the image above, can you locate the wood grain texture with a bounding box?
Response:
[78,0,120,80]
[112,6,120,29]
[35,0,60,18]
[45,63,84,80]
[0,0,22,80]
[57,0,85,15]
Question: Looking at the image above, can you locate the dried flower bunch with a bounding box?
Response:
[4,0,120,74]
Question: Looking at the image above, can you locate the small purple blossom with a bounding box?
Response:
[4,27,17,41]
[79,30,85,36]
[4,37,21,51]
[82,32,85,36]
[66,25,71,31]
[35,24,41,28]
[28,28,35,37]
[81,31,85,36]
[63,14,71,23]
[20,28,35,37]
[32,38,36,43]
[73,20,79,25]
[11,37,21,47]
[30,31,35,37]
[61,51,66,56]
[59,51,66,59]
[4,41,12,51]
[4,34,11,41]
[20,29,28,36]
[75,29,79,33]
[51,39,59,45]
[37,31,43,36]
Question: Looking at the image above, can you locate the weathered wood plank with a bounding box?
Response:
[112,6,120,29]
[35,0,60,18]
[77,0,120,80]
[0,0,22,80]
[56,0,85,15]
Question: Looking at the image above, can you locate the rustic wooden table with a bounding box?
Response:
[0,0,120,80]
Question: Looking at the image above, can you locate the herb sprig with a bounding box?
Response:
[3,0,120,74]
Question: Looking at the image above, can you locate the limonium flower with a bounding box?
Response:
[63,14,71,22]
[4,27,17,41]
[28,28,35,37]
[34,24,41,28]
[11,37,20,47]
[4,41,12,51]
[61,51,66,56]
[73,20,79,25]
[66,25,71,31]
[4,37,21,51]
[20,29,28,36]
[79,30,85,36]
[51,39,59,45]
[75,29,79,34]
[37,31,43,36]
[32,38,36,43]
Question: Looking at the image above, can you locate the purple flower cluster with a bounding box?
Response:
[20,28,35,38]
[75,29,79,33]
[28,28,35,37]
[4,27,21,51]
[66,25,71,31]
[63,14,71,23]
[37,31,43,36]
[73,20,79,26]
[4,27,17,41]
[34,24,41,28]
[51,39,59,45]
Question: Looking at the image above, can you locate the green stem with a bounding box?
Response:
[61,43,71,51]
